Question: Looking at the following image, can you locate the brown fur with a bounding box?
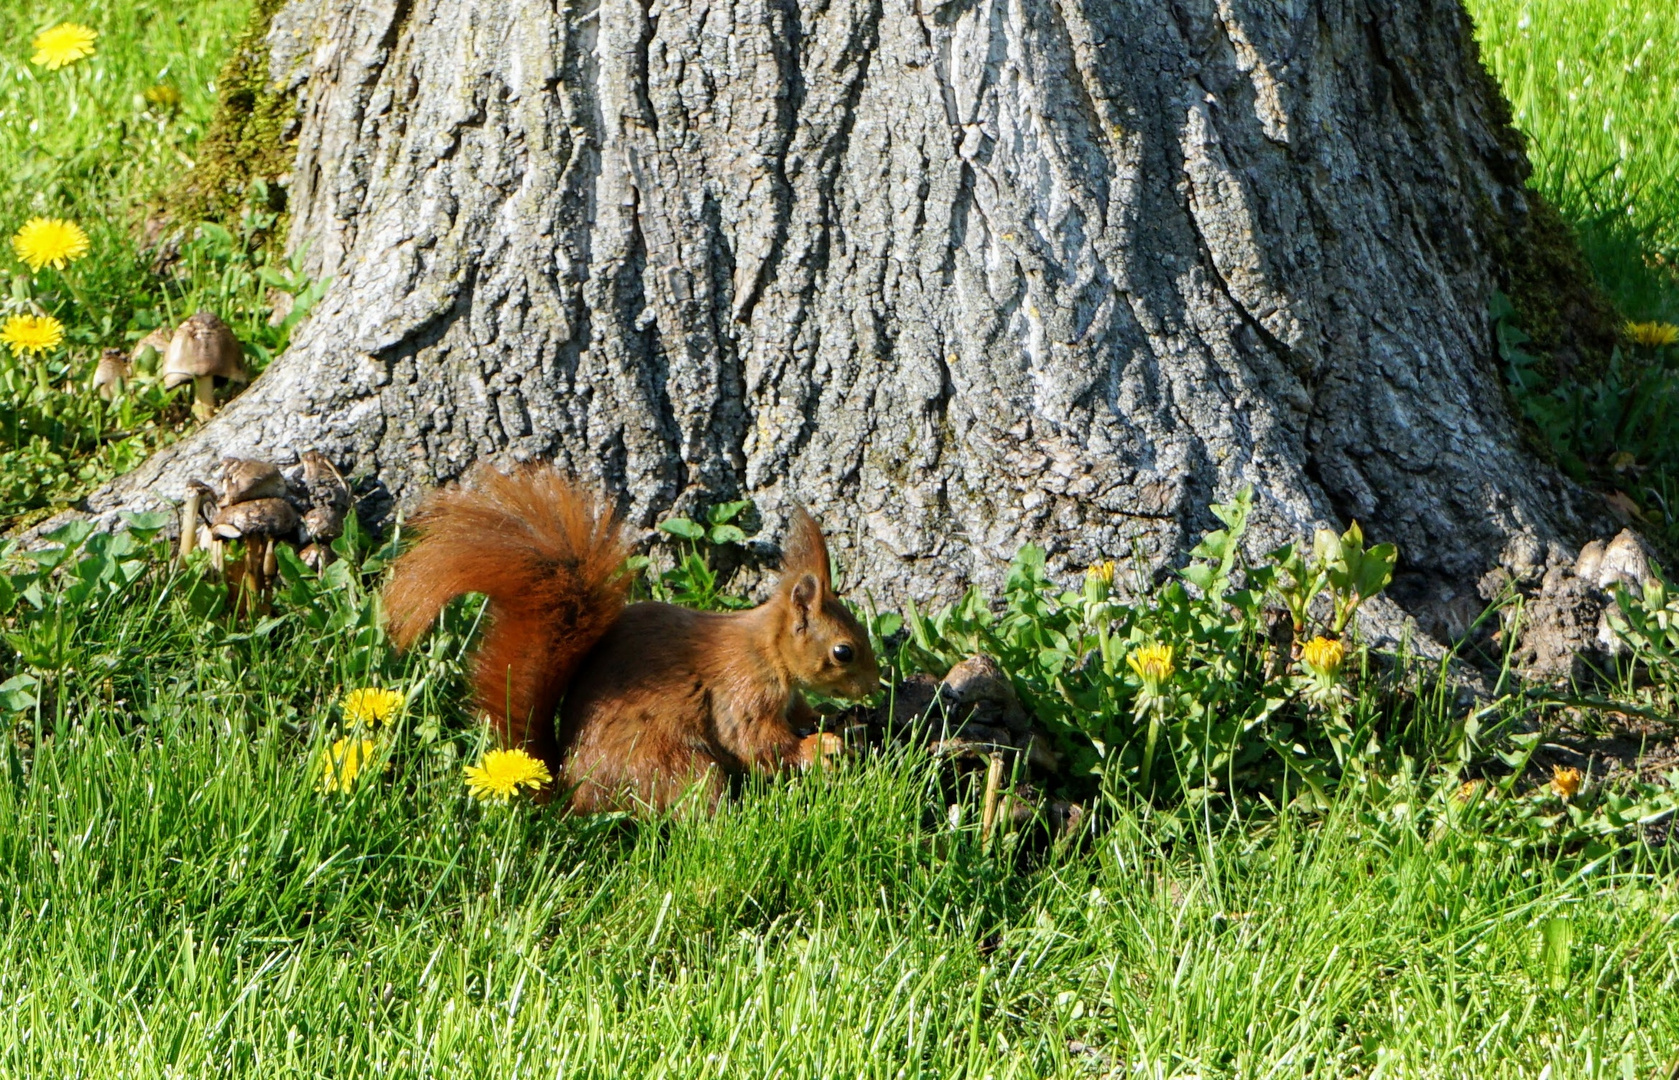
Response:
[382,468,880,813]
[382,465,634,769]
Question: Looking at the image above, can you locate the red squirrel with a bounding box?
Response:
[382,463,880,813]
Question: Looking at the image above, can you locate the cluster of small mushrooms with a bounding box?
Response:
[179,452,352,601]
[852,655,1083,844]
[94,310,248,419]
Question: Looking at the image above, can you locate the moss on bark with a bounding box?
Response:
[1501,196,1623,383]
[172,0,296,227]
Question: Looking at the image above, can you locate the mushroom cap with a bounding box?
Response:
[303,504,346,543]
[162,311,247,390]
[300,450,351,512]
[218,458,286,506]
[210,497,301,542]
[129,328,171,368]
[93,349,131,394]
[299,543,331,571]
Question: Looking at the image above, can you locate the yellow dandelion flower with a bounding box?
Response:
[464,748,552,802]
[12,218,91,272]
[1085,560,1116,585]
[1126,643,1174,688]
[1451,778,1485,805]
[31,23,98,70]
[143,83,181,110]
[319,737,378,793]
[1625,321,1679,348]
[1549,765,1581,801]
[0,314,66,357]
[341,687,405,728]
[1299,636,1345,678]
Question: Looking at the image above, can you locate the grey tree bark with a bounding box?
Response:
[85,0,1605,632]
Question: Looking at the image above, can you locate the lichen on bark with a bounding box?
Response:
[1499,196,1622,383]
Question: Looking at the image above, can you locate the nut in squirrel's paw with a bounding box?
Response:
[798,731,845,769]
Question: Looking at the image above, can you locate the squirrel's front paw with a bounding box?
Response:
[797,731,844,770]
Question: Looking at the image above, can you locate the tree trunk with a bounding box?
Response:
[87,0,1606,632]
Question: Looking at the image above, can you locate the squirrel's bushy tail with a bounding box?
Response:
[383,465,633,763]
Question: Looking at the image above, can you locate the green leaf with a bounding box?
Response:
[1181,564,1216,591]
[707,499,752,525]
[1210,486,1253,534]
[319,559,355,592]
[119,511,172,542]
[1355,543,1397,598]
[658,517,706,541]
[707,524,748,546]
[0,673,39,713]
[1540,916,1572,991]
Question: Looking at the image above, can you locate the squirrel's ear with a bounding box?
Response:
[789,573,819,633]
[782,503,832,594]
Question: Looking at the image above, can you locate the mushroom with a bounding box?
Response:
[299,544,329,571]
[218,457,286,506]
[162,311,248,420]
[211,497,301,605]
[303,505,345,544]
[92,349,130,400]
[129,328,171,372]
[300,450,351,513]
[179,479,216,561]
[297,451,351,560]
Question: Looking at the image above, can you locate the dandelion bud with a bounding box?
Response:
[1085,559,1117,602]
[1300,636,1345,679]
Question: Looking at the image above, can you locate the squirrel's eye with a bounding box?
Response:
[832,643,855,664]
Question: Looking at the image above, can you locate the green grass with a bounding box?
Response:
[7,704,1677,1078]
[1470,0,1679,322]
[0,2,1674,1077]
[0,513,1670,1078]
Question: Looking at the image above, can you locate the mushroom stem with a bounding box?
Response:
[180,489,201,561]
[253,539,275,616]
[981,753,1005,851]
[191,376,217,420]
[237,540,266,617]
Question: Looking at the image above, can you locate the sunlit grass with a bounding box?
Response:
[0,1,248,316]
[1470,0,1679,321]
